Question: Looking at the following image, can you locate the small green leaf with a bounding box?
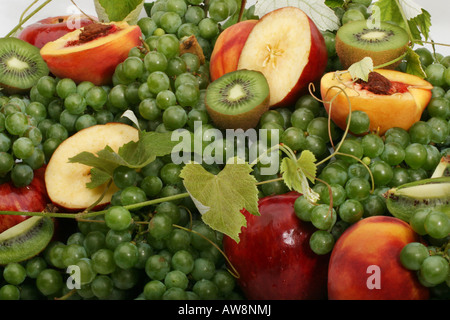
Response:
[405,46,426,78]
[94,0,145,24]
[180,157,260,243]
[348,57,374,82]
[86,168,112,189]
[280,150,319,203]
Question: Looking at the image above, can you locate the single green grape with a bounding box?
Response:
[400,242,429,271]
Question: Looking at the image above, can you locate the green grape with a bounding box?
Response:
[62,244,88,268]
[198,18,219,39]
[105,206,133,231]
[159,11,183,34]
[305,134,327,158]
[157,34,180,59]
[156,90,177,110]
[408,121,432,144]
[5,112,29,136]
[380,142,405,166]
[345,177,371,201]
[47,123,69,141]
[171,250,194,274]
[389,167,410,187]
[176,83,200,107]
[91,248,117,275]
[420,255,449,285]
[137,17,158,38]
[166,228,191,253]
[320,183,346,207]
[191,257,215,281]
[113,242,138,269]
[0,284,20,300]
[427,97,449,119]
[347,110,370,134]
[192,279,219,300]
[25,256,47,279]
[415,47,433,67]
[108,84,128,110]
[25,101,47,122]
[409,209,430,235]
[209,0,230,22]
[77,81,95,97]
[361,194,385,217]
[56,78,77,99]
[147,71,171,95]
[318,162,348,186]
[400,242,429,271]
[64,92,87,115]
[166,56,187,77]
[36,75,56,98]
[338,199,363,223]
[425,63,446,87]
[75,258,97,285]
[295,95,322,116]
[404,143,427,169]
[427,117,449,144]
[185,5,205,24]
[36,269,63,296]
[164,270,189,290]
[91,275,114,299]
[144,280,167,300]
[424,210,450,239]
[341,9,365,24]
[11,163,34,187]
[306,117,334,142]
[280,127,306,151]
[148,213,173,240]
[75,114,97,131]
[310,204,337,230]
[113,166,137,189]
[83,231,106,256]
[145,254,171,280]
[309,230,335,255]
[369,160,393,186]
[384,127,410,149]
[3,263,26,285]
[336,139,364,164]
[12,137,35,160]
[177,22,200,39]
[144,51,168,73]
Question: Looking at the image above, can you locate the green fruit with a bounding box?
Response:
[0,216,54,265]
[385,177,450,222]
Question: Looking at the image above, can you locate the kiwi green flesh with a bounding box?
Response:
[0,37,49,93]
[337,20,409,51]
[206,69,270,115]
[0,216,54,265]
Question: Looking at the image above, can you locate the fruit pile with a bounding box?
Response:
[0,0,449,301]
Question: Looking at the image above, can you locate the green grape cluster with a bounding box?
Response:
[0,93,47,187]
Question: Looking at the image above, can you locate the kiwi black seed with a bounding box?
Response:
[205,69,270,130]
[0,37,49,94]
[335,20,409,69]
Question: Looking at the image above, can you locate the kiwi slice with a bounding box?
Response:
[335,20,409,69]
[0,216,54,265]
[205,69,270,130]
[0,37,49,94]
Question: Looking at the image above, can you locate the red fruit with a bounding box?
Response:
[0,166,49,233]
[223,192,329,300]
[18,15,96,49]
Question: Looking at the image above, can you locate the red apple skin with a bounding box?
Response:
[209,20,258,82]
[223,192,330,300]
[18,15,96,49]
[0,166,49,233]
[271,16,328,108]
[328,216,430,300]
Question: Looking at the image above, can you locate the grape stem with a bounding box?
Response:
[6,0,53,37]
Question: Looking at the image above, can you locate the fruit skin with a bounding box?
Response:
[328,215,429,300]
[222,192,330,300]
[44,123,139,212]
[40,21,142,85]
[236,7,328,108]
[18,15,96,49]
[0,166,48,233]
[320,69,433,135]
[209,20,258,82]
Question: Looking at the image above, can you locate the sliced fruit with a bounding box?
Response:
[335,20,409,69]
[0,216,54,265]
[237,7,328,108]
[384,177,450,222]
[0,37,49,94]
[205,69,270,130]
[40,21,142,85]
[209,19,258,82]
[45,123,139,211]
[320,69,433,135]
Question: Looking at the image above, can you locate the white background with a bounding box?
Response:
[0,0,448,56]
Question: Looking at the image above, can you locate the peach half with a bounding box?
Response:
[320,69,433,135]
[40,21,142,85]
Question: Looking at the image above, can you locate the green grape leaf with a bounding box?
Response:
[280,150,320,203]
[180,157,260,243]
[348,57,374,82]
[254,0,341,31]
[69,130,181,188]
[405,46,426,78]
[324,0,345,9]
[94,0,145,24]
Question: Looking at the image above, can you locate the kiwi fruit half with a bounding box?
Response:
[205,69,270,130]
[0,216,54,265]
[335,20,409,69]
[0,37,49,94]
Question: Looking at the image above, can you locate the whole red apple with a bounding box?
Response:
[0,166,49,233]
[222,192,330,300]
[18,15,96,49]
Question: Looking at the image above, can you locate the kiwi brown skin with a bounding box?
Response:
[335,20,409,69]
[0,37,49,95]
[205,69,271,130]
